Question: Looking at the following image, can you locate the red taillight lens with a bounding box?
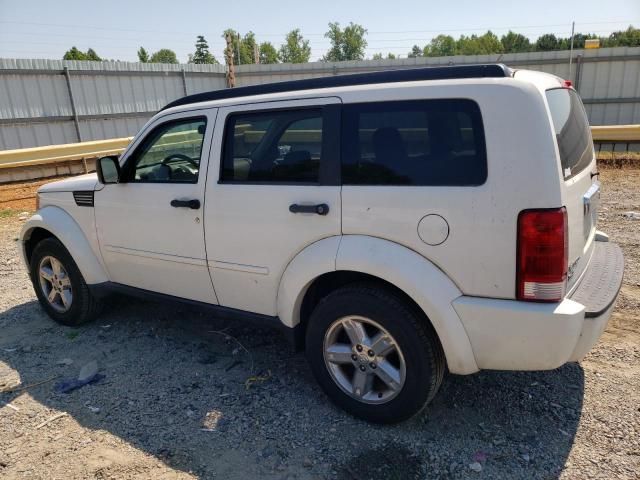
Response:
[516,207,568,302]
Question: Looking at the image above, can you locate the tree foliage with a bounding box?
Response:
[149,49,178,64]
[323,22,367,61]
[407,45,423,58]
[424,35,457,57]
[279,29,311,63]
[259,42,279,64]
[500,31,531,53]
[372,52,397,60]
[223,29,259,64]
[190,35,218,64]
[137,47,149,63]
[63,46,102,61]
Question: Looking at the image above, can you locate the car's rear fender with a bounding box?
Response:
[277,235,479,374]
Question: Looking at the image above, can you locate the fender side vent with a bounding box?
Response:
[73,191,94,207]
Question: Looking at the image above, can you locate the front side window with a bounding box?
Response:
[341,99,487,186]
[126,118,207,183]
[221,109,323,183]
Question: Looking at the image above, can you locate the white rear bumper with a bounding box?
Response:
[453,241,623,371]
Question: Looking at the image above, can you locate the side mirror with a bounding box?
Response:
[96,155,121,184]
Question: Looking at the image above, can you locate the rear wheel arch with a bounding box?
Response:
[278,235,479,375]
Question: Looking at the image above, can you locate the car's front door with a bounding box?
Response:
[204,98,341,315]
[95,109,218,303]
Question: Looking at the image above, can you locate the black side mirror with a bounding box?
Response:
[96,155,121,184]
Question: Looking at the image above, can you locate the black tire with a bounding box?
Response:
[29,237,100,326]
[305,283,445,424]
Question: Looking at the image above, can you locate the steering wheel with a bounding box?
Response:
[162,153,199,168]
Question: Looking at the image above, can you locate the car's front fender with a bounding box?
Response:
[20,206,109,285]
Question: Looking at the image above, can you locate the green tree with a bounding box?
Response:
[605,25,640,47]
[149,49,179,64]
[501,31,531,53]
[477,31,503,54]
[323,22,368,62]
[63,46,102,61]
[372,52,396,60]
[223,29,258,64]
[535,33,561,51]
[63,46,86,60]
[425,34,457,56]
[85,48,102,61]
[456,35,482,55]
[137,47,149,63]
[259,42,279,64]
[279,29,311,63]
[407,45,423,58]
[570,33,598,49]
[191,35,218,64]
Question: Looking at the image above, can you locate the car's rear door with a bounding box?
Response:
[545,87,599,292]
[204,97,341,315]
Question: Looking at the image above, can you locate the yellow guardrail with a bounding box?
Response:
[590,125,640,142]
[0,125,638,171]
[0,137,133,169]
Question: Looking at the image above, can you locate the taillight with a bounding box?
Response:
[516,207,568,302]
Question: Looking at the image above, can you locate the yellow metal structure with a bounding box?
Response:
[590,125,640,142]
[0,137,133,169]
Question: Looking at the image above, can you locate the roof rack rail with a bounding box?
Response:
[161,63,512,111]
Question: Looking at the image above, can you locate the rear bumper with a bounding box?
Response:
[453,241,624,371]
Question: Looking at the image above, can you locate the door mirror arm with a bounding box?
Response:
[96,155,122,184]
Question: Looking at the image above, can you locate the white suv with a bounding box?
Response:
[21,65,624,423]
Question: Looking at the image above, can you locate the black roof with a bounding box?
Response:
[161,63,512,111]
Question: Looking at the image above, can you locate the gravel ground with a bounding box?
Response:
[0,168,639,480]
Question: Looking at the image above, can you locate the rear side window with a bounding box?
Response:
[221,109,323,183]
[545,88,593,179]
[341,99,487,186]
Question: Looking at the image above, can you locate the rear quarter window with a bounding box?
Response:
[545,88,593,180]
[341,99,487,186]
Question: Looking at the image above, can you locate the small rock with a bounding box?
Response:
[303,457,312,468]
[56,358,73,366]
[78,360,99,382]
[22,345,32,353]
[623,211,640,220]
[522,453,530,462]
[86,405,100,414]
[469,462,483,472]
[0,450,9,467]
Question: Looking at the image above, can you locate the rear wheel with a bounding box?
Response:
[305,283,445,423]
[29,238,99,326]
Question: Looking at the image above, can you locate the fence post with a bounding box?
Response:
[574,54,583,93]
[63,66,82,143]
[181,68,188,96]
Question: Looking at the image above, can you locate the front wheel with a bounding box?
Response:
[29,238,99,326]
[305,283,445,424]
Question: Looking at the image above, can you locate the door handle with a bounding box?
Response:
[170,199,201,210]
[289,203,329,215]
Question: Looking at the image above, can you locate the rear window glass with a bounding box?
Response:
[341,99,487,186]
[545,88,593,179]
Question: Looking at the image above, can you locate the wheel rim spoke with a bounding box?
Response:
[352,370,373,398]
[59,276,71,287]
[370,332,395,357]
[39,265,54,282]
[341,318,368,346]
[374,360,402,392]
[47,288,58,304]
[325,344,354,364]
[51,257,62,276]
[60,290,72,308]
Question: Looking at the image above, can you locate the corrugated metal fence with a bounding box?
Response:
[1,46,639,150]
